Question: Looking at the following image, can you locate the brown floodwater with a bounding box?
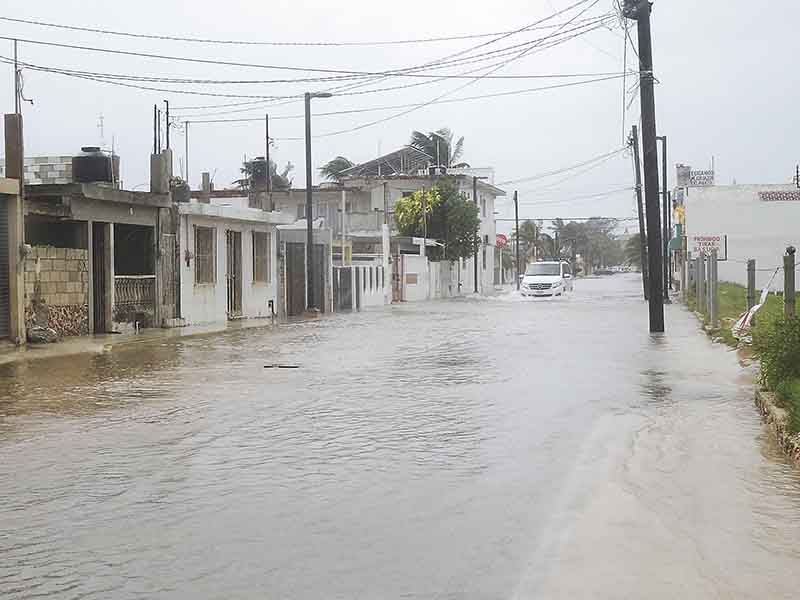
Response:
[1,275,799,599]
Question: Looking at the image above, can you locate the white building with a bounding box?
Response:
[178,196,293,325]
[684,184,800,288]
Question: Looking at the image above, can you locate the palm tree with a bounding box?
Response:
[513,220,551,263]
[319,156,355,182]
[409,128,469,168]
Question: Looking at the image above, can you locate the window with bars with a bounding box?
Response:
[194,226,216,284]
[253,231,271,283]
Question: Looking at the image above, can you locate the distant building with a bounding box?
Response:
[684,184,800,288]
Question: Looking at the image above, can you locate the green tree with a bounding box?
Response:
[409,128,469,168]
[624,233,643,268]
[319,156,355,182]
[234,158,293,191]
[394,179,479,261]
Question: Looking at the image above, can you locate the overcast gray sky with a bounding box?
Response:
[3,0,799,234]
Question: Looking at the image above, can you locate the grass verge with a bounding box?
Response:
[775,378,800,435]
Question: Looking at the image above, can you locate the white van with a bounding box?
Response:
[520,261,574,297]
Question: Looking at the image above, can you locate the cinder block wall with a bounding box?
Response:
[24,247,90,336]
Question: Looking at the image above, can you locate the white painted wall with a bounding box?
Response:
[179,214,278,325]
[685,185,800,288]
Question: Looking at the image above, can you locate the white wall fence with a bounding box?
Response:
[333,264,388,311]
[397,255,471,301]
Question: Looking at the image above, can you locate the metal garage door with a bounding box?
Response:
[0,201,9,338]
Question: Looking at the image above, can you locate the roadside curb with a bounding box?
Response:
[0,319,280,367]
[755,389,800,464]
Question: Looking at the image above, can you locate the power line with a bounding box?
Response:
[0,9,611,79]
[171,20,620,116]
[497,147,628,186]
[516,186,634,206]
[0,13,600,47]
[268,0,608,141]
[180,75,627,124]
[497,217,638,221]
[0,14,617,104]
[168,0,610,111]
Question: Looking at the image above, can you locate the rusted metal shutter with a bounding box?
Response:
[0,202,10,338]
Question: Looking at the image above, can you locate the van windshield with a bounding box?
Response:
[525,264,561,276]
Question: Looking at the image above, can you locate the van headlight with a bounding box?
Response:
[552,281,562,287]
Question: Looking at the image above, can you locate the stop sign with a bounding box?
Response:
[496,234,508,248]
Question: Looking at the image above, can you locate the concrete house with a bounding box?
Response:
[20,148,176,337]
[178,189,293,325]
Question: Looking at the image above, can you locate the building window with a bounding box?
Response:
[194,226,216,284]
[253,231,271,283]
[481,198,486,217]
[482,247,487,270]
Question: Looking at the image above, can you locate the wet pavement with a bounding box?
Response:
[1,274,799,599]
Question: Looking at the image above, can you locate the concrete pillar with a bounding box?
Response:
[87,220,94,334]
[150,149,172,194]
[103,223,114,330]
[153,212,162,327]
[200,172,211,204]
[5,114,26,344]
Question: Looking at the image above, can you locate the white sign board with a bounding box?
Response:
[690,234,727,260]
[689,170,715,187]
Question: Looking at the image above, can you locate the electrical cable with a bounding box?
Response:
[179,75,627,124]
[497,147,628,186]
[0,13,601,47]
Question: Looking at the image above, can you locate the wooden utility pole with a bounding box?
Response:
[625,0,664,332]
[514,191,520,291]
[747,259,756,311]
[785,247,796,319]
[658,135,670,303]
[631,125,648,300]
[473,176,479,294]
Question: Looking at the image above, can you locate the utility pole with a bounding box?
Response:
[265,113,273,210]
[184,121,189,183]
[514,191,520,291]
[473,176,479,294]
[304,93,315,310]
[657,135,670,303]
[153,104,158,155]
[13,39,20,114]
[625,0,665,333]
[164,100,170,150]
[631,125,649,301]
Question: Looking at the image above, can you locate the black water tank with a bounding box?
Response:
[251,156,268,185]
[73,146,114,183]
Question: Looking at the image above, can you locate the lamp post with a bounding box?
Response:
[304,91,333,311]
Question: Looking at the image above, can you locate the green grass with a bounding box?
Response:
[687,282,800,348]
[775,378,800,435]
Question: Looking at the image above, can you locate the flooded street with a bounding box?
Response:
[2,275,800,599]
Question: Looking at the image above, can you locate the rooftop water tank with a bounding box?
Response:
[72,146,119,184]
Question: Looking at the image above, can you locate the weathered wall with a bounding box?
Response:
[179,214,279,325]
[685,185,800,289]
[24,246,89,336]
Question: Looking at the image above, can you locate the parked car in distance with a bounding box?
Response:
[520,261,574,297]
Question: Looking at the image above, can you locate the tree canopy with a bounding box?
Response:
[319,156,355,182]
[234,158,293,191]
[394,179,480,261]
[409,128,469,168]
[550,218,624,273]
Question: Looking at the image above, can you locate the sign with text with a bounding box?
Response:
[689,170,715,187]
[690,234,727,260]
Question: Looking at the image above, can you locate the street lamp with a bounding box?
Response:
[304,91,333,311]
